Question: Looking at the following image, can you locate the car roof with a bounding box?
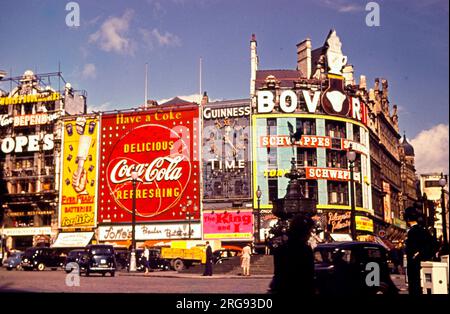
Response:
[315,241,385,250]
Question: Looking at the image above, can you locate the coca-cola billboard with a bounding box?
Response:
[98,105,200,223]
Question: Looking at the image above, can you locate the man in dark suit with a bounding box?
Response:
[203,241,213,276]
[404,206,434,295]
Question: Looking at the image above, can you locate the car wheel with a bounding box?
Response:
[85,270,90,277]
[102,272,106,277]
[37,263,45,271]
[111,272,115,277]
[51,267,57,271]
[6,267,12,271]
[173,259,185,272]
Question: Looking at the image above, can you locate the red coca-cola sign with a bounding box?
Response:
[98,106,200,223]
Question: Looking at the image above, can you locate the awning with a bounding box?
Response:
[52,232,94,248]
[330,233,353,242]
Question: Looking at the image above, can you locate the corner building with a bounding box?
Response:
[250,31,375,240]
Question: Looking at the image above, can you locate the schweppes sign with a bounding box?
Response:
[0,92,60,106]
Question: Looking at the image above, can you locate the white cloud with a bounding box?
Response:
[89,9,135,55]
[411,124,449,175]
[81,63,96,79]
[87,102,110,113]
[140,28,181,50]
[317,0,363,13]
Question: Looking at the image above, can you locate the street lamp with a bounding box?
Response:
[129,171,138,272]
[347,144,357,241]
[439,173,448,254]
[182,200,196,239]
[255,186,262,245]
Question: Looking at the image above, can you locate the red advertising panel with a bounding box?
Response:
[203,210,253,240]
[98,105,200,223]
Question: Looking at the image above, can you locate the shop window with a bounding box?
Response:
[297,148,317,167]
[327,150,347,169]
[328,182,349,205]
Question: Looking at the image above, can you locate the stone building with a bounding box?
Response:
[0,70,86,251]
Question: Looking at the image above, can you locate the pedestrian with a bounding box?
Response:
[143,245,150,275]
[241,243,252,276]
[404,206,435,295]
[203,241,213,276]
[269,214,315,295]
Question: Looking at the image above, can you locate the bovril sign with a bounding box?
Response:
[256,89,367,125]
[1,134,54,153]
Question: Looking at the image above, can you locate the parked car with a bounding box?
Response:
[2,251,24,270]
[63,249,86,273]
[78,245,116,277]
[127,248,171,271]
[213,249,241,264]
[21,247,65,271]
[314,241,399,295]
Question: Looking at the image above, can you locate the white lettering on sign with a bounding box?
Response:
[98,224,201,241]
[0,134,54,154]
[110,156,184,184]
[256,90,367,124]
[203,106,250,119]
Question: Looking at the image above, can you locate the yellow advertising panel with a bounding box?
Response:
[356,216,374,232]
[59,117,98,228]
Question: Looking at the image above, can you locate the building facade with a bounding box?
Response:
[0,70,86,251]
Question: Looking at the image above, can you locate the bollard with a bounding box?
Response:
[420,261,448,294]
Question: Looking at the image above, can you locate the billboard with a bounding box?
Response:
[98,105,200,223]
[59,117,99,229]
[203,210,253,240]
[202,102,251,200]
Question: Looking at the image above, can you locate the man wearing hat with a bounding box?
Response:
[404,206,434,295]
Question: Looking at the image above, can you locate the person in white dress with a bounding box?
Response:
[241,244,252,276]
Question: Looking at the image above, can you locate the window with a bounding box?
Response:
[297,148,317,167]
[328,182,349,205]
[353,125,361,143]
[355,182,363,207]
[304,180,318,200]
[268,179,278,203]
[326,121,346,138]
[297,118,316,135]
[326,150,347,169]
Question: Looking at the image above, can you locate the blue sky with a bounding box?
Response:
[0,0,448,173]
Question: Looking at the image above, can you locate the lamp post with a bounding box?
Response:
[256,186,262,245]
[347,144,357,241]
[182,200,196,239]
[129,171,138,272]
[439,173,448,254]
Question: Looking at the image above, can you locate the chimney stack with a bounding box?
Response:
[296,38,312,79]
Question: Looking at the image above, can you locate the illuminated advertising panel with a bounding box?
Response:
[203,210,253,240]
[202,102,251,200]
[59,117,98,228]
[98,105,200,223]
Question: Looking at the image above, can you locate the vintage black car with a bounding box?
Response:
[21,247,65,271]
[314,242,399,295]
[128,248,171,272]
[63,249,86,273]
[213,249,241,264]
[78,245,116,277]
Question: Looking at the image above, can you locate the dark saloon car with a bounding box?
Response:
[314,242,399,295]
[78,245,116,277]
[2,251,24,270]
[64,249,86,273]
[21,247,65,271]
[213,249,241,264]
[128,248,171,272]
